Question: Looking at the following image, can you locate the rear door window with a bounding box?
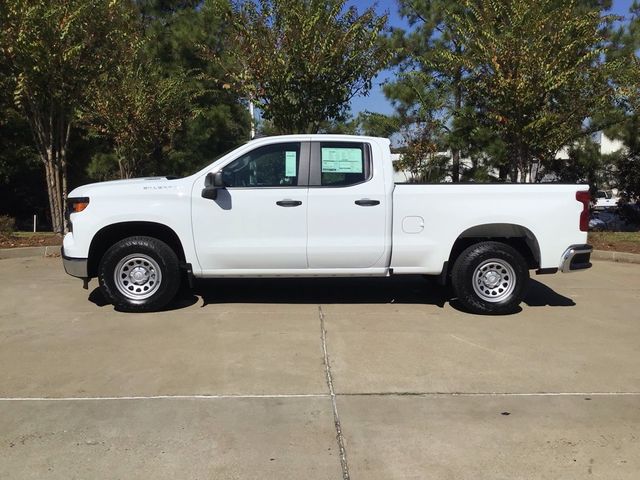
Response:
[310,142,370,187]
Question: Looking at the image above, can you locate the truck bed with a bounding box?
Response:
[390,183,588,274]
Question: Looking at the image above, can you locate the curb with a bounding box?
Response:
[591,249,640,265]
[0,246,61,260]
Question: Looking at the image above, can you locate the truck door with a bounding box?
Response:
[306,141,388,269]
[192,141,310,273]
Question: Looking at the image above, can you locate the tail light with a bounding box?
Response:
[576,190,590,232]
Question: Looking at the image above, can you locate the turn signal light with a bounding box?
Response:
[73,201,89,213]
[576,190,590,232]
[67,197,90,216]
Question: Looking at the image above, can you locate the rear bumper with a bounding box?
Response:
[559,244,593,273]
[61,247,89,278]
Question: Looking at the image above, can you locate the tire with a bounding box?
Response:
[98,236,181,312]
[451,241,529,315]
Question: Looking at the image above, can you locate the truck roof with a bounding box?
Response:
[248,134,390,143]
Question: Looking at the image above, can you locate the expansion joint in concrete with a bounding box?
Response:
[319,305,350,480]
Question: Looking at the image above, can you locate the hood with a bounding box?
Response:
[68,176,179,198]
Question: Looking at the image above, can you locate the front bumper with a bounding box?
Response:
[560,244,593,273]
[61,247,89,278]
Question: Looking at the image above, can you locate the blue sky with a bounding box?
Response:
[349,0,636,116]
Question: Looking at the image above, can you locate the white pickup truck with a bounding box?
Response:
[62,135,592,315]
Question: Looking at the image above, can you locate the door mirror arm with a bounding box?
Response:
[202,171,225,200]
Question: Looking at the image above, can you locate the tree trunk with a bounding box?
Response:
[24,96,70,234]
[498,163,509,181]
[42,150,65,234]
[451,64,462,183]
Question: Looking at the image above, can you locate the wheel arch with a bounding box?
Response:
[448,223,541,273]
[87,221,186,278]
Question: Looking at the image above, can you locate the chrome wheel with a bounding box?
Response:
[114,253,162,301]
[472,258,516,303]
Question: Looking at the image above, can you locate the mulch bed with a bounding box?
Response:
[588,233,640,255]
[0,233,63,249]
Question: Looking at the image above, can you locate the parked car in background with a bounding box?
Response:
[594,190,619,210]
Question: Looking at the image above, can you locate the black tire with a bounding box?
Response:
[98,236,181,312]
[451,241,529,315]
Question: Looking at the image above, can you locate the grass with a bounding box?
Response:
[12,231,59,237]
[588,231,640,254]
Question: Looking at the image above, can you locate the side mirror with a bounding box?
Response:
[202,171,225,200]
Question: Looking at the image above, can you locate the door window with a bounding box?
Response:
[310,142,370,186]
[222,142,302,187]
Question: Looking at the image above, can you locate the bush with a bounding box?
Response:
[0,215,15,234]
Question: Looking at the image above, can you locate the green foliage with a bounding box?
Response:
[446,0,622,181]
[1,0,139,232]
[2,1,138,114]
[356,111,402,138]
[395,137,450,183]
[136,0,250,175]
[604,2,640,199]
[0,215,15,234]
[0,0,639,229]
[389,0,630,183]
[615,150,640,200]
[205,0,390,133]
[81,1,250,180]
[85,152,120,183]
[83,59,196,179]
[0,107,47,225]
[542,138,613,191]
[609,115,640,199]
[385,0,468,181]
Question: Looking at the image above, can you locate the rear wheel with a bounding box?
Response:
[98,236,181,312]
[451,241,529,315]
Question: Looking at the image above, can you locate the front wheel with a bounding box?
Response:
[451,241,529,315]
[98,236,181,312]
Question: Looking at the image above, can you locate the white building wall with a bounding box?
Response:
[600,133,625,155]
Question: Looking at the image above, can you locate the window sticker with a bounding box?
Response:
[321,147,363,173]
[285,151,297,177]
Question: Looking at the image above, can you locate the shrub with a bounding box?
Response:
[0,215,15,234]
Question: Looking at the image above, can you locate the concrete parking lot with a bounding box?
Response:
[1,256,639,479]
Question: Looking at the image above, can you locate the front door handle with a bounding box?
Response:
[355,199,380,206]
[276,200,303,207]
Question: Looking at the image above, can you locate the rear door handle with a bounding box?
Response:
[355,199,380,206]
[276,200,303,207]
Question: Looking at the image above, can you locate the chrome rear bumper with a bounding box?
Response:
[560,244,593,273]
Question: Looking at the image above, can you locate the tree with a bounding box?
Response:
[356,111,402,139]
[543,137,611,188]
[446,0,622,181]
[83,59,196,179]
[135,0,250,175]
[386,1,471,182]
[0,0,138,233]
[204,0,389,134]
[605,1,640,199]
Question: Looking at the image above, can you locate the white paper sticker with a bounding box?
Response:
[321,148,363,173]
[285,151,297,177]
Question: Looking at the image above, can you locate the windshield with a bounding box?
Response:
[205,142,248,171]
